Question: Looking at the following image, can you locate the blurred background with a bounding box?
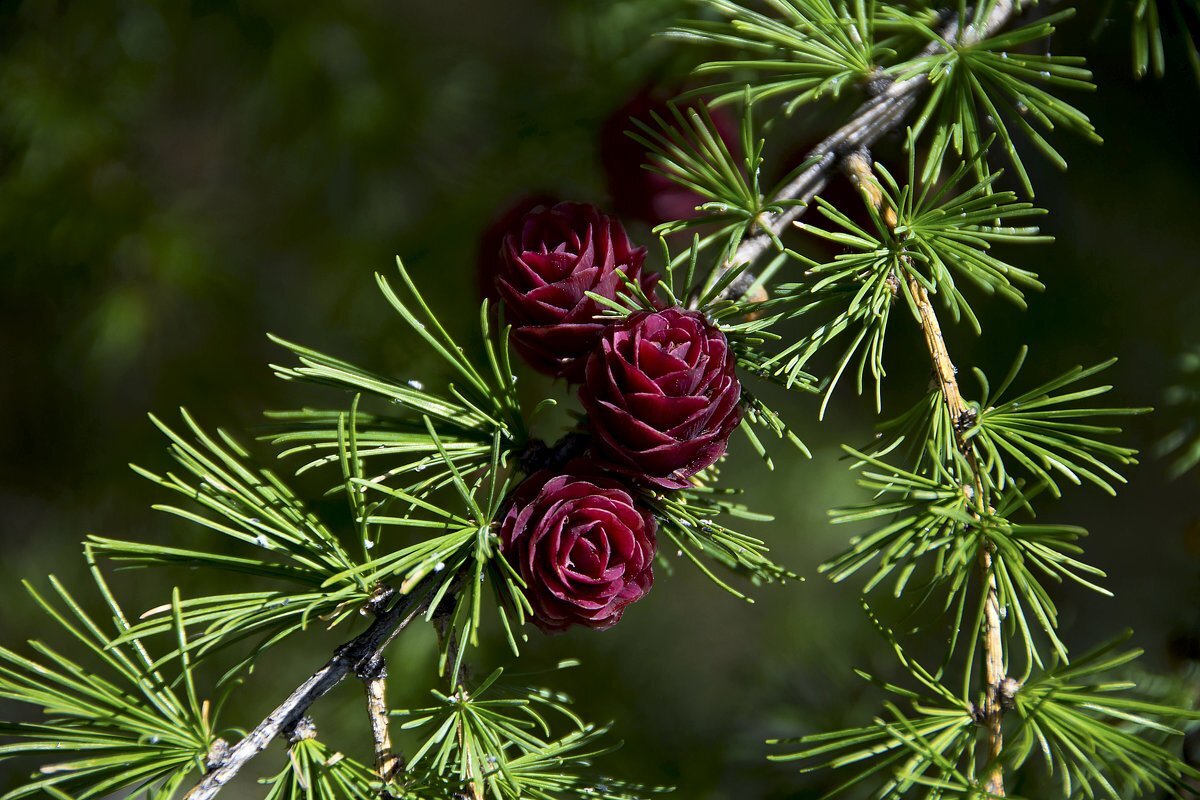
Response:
[2,1,1199,798]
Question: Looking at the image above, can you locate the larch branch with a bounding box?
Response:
[183,582,434,800]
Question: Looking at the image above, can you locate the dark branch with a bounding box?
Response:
[184,581,435,800]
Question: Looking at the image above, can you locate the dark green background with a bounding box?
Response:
[2,2,1199,797]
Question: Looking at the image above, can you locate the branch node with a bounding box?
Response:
[998,676,1021,710]
[954,406,979,433]
[204,738,230,771]
[519,432,590,474]
[287,716,317,745]
[365,584,397,617]
[357,652,388,683]
[864,68,893,97]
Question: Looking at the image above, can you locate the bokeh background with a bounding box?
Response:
[2,1,1200,798]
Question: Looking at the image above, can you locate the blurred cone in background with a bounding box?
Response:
[600,84,741,227]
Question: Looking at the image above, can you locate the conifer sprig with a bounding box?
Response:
[259,735,379,800]
[1008,637,1200,798]
[769,607,978,800]
[668,0,882,108]
[268,260,529,499]
[628,96,790,251]
[892,8,1101,195]
[0,562,217,800]
[874,349,1149,500]
[649,480,795,599]
[772,611,1200,799]
[393,666,661,800]
[88,412,376,667]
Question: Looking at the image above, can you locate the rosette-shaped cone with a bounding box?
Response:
[495,202,653,381]
[580,308,743,489]
[499,463,656,632]
[600,85,741,226]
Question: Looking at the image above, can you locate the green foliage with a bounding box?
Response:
[259,737,378,800]
[822,352,1144,671]
[1157,343,1200,477]
[268,260,530,490]
[672,1,1100,196]
[88,410,376,667]
[773,612,1200,800]
[394,666,662,800]
[0,563,216,800]
[648,478,795,600]
[668,0,884,111]
[629,95,786,249]
[822,444,971,597]
[340,422,531,662]
[750,135,1047,414]
[895,8,1101,196]
[1100,0,1200,84]
[822,445,1107,668]
[770,609,979,800]
[964,351,1148,497]
[879,349,1148,498]
[2,258,706,798]
[1008,637,1200,799]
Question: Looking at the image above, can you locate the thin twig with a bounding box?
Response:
[906,275,1006,796]
[361,655,403,789]
[979,549,1007,796]
[842,138,1007,795]
[183,582,435,800]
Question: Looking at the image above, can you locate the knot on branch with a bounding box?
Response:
[999,676,1021,710]
[332,640,356,664]
[864,68,893,97]
[954,406,979,433]
[972,677,1022,725]
[364,583,397,617]
[203,738,230,771]
[287,716,318,744]
[519,432,589,474]
[356,652,387,682]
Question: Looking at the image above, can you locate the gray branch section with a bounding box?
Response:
[728,0,1017,273]
[184,586,432,800]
